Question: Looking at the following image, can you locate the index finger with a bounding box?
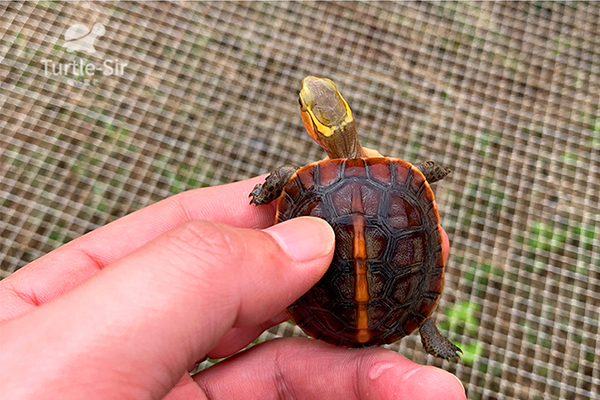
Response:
[0,176,276,321]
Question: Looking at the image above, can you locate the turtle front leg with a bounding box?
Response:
[419,318,462,359]
[415,160,451,184]
[249,165,299,206]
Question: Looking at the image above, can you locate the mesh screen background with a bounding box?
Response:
[1,1,599,399]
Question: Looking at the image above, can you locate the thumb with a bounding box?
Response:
[181,216,336,332]
[0,216,334,400]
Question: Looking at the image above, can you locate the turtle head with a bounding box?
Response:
[299,76,366,159]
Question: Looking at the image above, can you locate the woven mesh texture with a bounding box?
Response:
[1,2,599,399]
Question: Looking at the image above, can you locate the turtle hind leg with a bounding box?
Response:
[415,160,451,184]
[419,318,462,359]
[249,165,299,206]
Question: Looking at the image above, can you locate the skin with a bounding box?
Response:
[0,176,464,400]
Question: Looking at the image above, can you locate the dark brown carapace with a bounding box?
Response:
[278,157,445,347]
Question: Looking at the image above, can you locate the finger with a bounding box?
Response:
[0,175,276,321]
[206,228,450,359]
[195,338,466,400]
[206,311,289,359]
[163,374,205,400]
[0,217,335,400]
[441,226,450,261]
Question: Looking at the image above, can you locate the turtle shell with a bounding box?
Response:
[277,157,445,347]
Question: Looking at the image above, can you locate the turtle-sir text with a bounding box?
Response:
[41,59,127,77]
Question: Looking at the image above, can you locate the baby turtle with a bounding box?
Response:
[250,76,461,359]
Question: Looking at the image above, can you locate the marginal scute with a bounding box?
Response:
[365,158,391,185]
[283,176,302,200]
[286,303,311,326]
[409,168,426,193]
[418,295,440,316]
[402,315,425,336]
[427,204,440,227]
[392,159,412,186]
[302,198,326,218]
[276,192,293,221]
[296,164,317,191]
[320,159,344,187]
[428,272,444,294]
[344,158,367,177]
[420,184,435,203]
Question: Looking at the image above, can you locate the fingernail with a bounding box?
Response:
[450,370,466,392]
[371,364,466,400]
[265,217,335,262]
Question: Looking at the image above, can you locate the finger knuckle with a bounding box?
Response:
[166,221,240,265]
[158,222,245,288]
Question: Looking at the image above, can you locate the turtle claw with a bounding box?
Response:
[249,184,263,206]
[419,318,462,360]
[249,165,299,206]
[415,160,451,184]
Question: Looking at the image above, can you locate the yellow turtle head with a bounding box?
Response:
[299,76,354,146]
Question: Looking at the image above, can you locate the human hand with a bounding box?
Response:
[0,175,465,400]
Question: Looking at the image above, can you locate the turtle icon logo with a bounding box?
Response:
[63,23,105,54]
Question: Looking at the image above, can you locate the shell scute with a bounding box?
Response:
[368,301,393,326]
[391,233,426,267]
[360,184,381,216]
[365,158,392,185]
[303,198,326,218]
[343,158,367,177]
[331,302,357,327]
[330,221,354,260]
[387,194,422,229]
[329,181,357,216]
[409,168,427,194]
[296,163,318,191]
[418,295,440,317]
[402,315,425,335]
[391,270,422,304]
[333,272,355,300]
[428,269,445,294]
[311,308,346,333]
[364,225,386,259]
[366,268,388,299]
[391,160,412,186]
[282,177,302,200]
[384,305,411,329]
[319,159,344,186]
